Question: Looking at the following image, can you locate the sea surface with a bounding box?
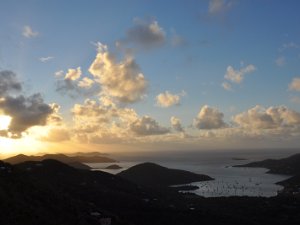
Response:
[86,150,296,197]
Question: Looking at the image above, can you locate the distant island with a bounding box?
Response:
[3,153,116,170]
[105,164,122,169]
[234,153,300,195]
[232,157,247,161]
[117,162,213,187]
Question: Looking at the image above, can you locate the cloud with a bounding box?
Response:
[0,94,54,138]
[208,0,234,14]
[39,56,54,63]
[156,91,185,107]
[275,56,286,66]
[64,67,82,81]
[0,70,22,96]
[41,128,70,142]
[290,96,300,104]
[78,77,94,88]
[22,25,39,38]
[289,77,300,91]
[170,116,184,132]
[89,42,147,103]
[194,105,227,129]
[171,32,187,47]
[233,105,300,129]
[279,42,299,51]
[119,18,166,49]
[54,70,64,77]
[130,116,170,136]
[222,81,232,91]
[224,64,256,84]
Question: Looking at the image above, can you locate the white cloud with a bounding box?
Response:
[78,77,94,88]
[65,67,82,81]
[280,42,299,51]
[22,25,39,38]
[54,70,64,77]
[170,116,184,132]
[130,116,169,136]
[225,64,256,84]
[89,42,147,103]
[194,105,227,129]
[39,56,54,63]
[275,56,286,66]
[290,96,300,104]
[289,77,300,91]
[222,81,232,91]
[233,105,300,129]
[156,91,185,107]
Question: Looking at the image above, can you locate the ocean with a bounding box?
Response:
[86,149,297,197]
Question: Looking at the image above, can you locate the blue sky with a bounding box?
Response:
[0,0,300,155]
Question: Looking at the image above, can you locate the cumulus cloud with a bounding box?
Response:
[289,77,300,91]
[56,67,99,97]
[89,42,147,103]
[0,71,22,96]
[233,105,300,129]
[222,81,232,91]
[208,0,234,14]
[39,56,54,63]
[156,91,185,107]
[119,18,166,49]
[0,94,54,138]
[22,25,39,38]
[170,116,184,132]
[279,42,299,51]
[64,67,82,81]
[224,64,256,84]
[130,116,169,136]
[78,77,94,88]
[194,105,227,129]
[0,70,57,138]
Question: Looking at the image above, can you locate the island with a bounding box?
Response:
[105,164,123,169]
[117,162,213,187]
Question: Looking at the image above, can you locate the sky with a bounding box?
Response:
[0,0,300,156]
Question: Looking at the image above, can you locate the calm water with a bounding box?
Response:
[86,151,294,197]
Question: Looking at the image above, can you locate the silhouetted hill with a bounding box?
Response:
[3,153,116,169]
[234,153,300,175]
[0,160,300,225]
[118,162,213,186]
[105,164,122,169]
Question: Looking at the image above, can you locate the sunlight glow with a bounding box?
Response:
[0,115,11,130]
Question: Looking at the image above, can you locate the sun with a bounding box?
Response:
[0,115,11,130]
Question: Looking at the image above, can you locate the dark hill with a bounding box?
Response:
[118,162,213,186]
[0,160,300,225]
[105,164,122,169]
[3,153,116,170]
[234,153,300,175]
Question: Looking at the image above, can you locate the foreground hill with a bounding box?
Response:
[0,160,300,225]
[118,162,213,186]
[3,153,116,169]
[234,153,300,195]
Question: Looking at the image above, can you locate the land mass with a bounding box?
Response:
[0,159,300,225]
[105,164,122,169]
[3,153,116,170]
[118,162,213,186]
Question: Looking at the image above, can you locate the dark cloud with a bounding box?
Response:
[0,70,56,138]
[0,94,54,138]
[118,19,166,50]
[0,70,22,96]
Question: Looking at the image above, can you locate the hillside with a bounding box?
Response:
[0,160,300,225]
[117,162,213,186]
[3,153,116,169]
